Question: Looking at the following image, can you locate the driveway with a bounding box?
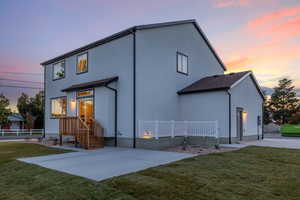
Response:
[18,147,195,181]
[221,138,300,149]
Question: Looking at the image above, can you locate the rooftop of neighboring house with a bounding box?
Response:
[8,113,24,122]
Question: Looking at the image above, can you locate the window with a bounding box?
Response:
[53,61,65,80]
[51,97,67,118]
[77,89,94,98]
[77,53,88,74]
[177,52,188,75]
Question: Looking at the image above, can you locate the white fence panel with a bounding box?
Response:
[0,129,44,136]
[139,120,218,139]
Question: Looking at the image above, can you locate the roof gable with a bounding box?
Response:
[178,71,265,100]
[40,19,226,71]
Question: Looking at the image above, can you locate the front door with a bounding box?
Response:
[78,98,93,125]
[236,108,243,141]
[77,89,94,126]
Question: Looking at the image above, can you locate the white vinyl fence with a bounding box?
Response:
[0,129,44,137]
[139,120,219,139]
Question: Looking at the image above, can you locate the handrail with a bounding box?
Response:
[59,117,104,149]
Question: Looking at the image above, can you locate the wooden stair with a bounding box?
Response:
[59,117,104,149]
[88,135,104,149]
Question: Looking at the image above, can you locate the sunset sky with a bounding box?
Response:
[1,0,300,111]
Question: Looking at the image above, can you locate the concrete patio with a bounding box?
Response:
[18,147,196,181]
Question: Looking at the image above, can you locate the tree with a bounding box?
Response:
[30,91,44,128]
[0,94,11,128]
[17,91,44,129]
[17,93,31,122]
[268,78,299,124]
[287,112,300,125]
[263,101,272,125]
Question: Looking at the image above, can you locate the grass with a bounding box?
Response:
[1,143,300,200]
[281,124,300,136]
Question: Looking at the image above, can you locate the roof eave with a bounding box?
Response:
[177,87,230,95]
[61,76,118,92]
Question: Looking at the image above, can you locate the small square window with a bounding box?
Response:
[77,53,88,74]
[51,97,67,118]
[177,52,188,75]
[53,61,65,80]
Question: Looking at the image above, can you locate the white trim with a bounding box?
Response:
[230,71,265,99]
[230,72,252,89]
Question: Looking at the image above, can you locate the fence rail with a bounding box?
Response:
[0,129,44,136]
[139,120,219,139]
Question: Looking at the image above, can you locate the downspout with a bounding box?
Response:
[104,85,118,147]
[227,91,232,144]
[43,65,46,139]
[132,28,137,148]
[262,102,264,140]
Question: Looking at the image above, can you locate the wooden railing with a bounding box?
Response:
[59,117,104,149]
[90,118,104,147]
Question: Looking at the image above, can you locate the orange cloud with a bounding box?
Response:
[248,5,300,28]
[211,0,279,8]
[212,0,249,8]
[246,5,300,41]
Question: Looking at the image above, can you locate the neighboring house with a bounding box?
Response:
[2,113,25,130]
[41,19,264,149]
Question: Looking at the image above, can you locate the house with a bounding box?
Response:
[41,19,264,149]
[1,113,25,130]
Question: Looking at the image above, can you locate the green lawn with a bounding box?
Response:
[1,142,300,200]
[281,124,300,136]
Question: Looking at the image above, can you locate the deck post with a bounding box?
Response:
[60,135,62,146]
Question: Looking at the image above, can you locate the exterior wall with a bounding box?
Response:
[230,76,264,140]
[44,35,134,139]
[135,24,225,127]
[178,91,229,138]
[10,122,21,130]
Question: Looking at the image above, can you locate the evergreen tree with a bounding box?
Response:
[269,78,299,124]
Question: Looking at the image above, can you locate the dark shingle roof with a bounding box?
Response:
[41,19,226,71]
[177,71,251,95]
[61,76,118,92]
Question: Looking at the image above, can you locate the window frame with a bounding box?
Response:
[52,60,65,81]
[176,52,189,75]
[76,88,94,99]
[50,96,67,119]
[76,52,88,75]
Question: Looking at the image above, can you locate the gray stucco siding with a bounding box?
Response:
[230,75,263,138]
[44,35,134,138]
[135,24,225,125]
[178,91,229,138]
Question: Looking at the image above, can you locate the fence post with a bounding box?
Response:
[184,121,188,137]
[17,129,19,136]
[30,129,32,136]
[171,120,175,138]
[215,121,219,138]
[138,120,142,138]
[1,129,4,136]
[155,120,159,139]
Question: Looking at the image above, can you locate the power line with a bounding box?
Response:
[0,85,43,89]
[0,78,43,84]
[0,72,43,76]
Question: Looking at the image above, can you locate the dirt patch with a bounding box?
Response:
[164,145,239,155]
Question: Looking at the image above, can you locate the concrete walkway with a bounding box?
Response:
[18,147,195,181]
[221,138,300,149]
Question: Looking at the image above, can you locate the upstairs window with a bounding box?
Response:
[53,61,65,80]
[51,97,67,118]
[77,53,88,74]
[177,52,188,75]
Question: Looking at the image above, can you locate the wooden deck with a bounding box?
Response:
[59,117,104,149]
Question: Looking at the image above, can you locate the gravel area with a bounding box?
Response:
[164,145,239,155]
